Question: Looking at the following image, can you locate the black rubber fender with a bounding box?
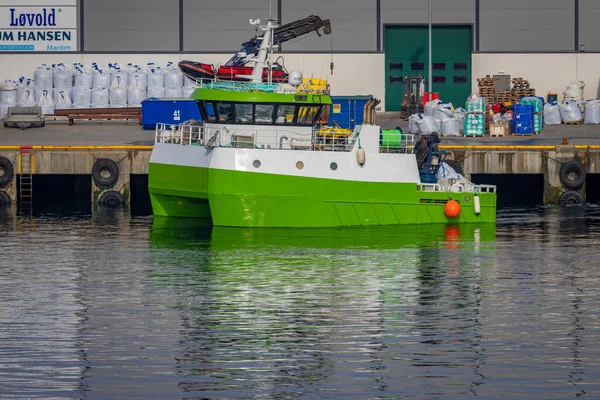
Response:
[0,156,14,188]
[559,159,586,189]
[0,190,10,207]
[444,159,464,175]
[558,190,584,206]
[92,158,119,188]
[98,190,124,207]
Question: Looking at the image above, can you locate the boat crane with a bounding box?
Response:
[178,15,331,83]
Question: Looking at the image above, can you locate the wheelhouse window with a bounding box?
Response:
[215,102,234,123]
[202,102,216,122]
[275,105,296,125]
[297,105,320,126]
[235,103,253,123]
[255,104,275,124]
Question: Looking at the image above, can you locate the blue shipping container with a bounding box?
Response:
[141,98,202,130]
[329,95,373,129]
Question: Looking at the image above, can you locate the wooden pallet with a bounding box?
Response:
[564,120,582,125]
[513,133,535,136]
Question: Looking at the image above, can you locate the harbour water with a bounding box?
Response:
[1,206,600,399]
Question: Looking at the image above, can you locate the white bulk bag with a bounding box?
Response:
[424,99,442,116]
[17,79,35,105]
[441,118,460,136]
[165,88,183,98]
[109,87,127,108]
[408,114,422,134]
[110,66,129,88]
[543,102,561,125]
[92,87,109,108]
[72,86,92,108]
[564,81,585,99]
[164,64,183,89]
[93,69,111,88]
[55,90,72,109]
[37,90,55,115]
[416,115,439,134]
[0,80,17,105]
[147,87,165,98]
[433,102,454,121]
[584,100,600,124]
[559,102,583,123]
[53,64,73,89]
[128,69,147,89]
[127,76,146,107]
[0,105,9,119]
[18,90,36,107]
[74,67,94,88]
[34,65,53,90]
[147,67,164,89]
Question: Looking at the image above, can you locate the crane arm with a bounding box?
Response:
[225,15,331,67]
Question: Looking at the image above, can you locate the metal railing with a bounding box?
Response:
[191,77,331,95]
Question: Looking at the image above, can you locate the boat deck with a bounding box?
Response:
[0,112,599,147]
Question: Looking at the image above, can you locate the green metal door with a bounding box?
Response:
[384,25,472,111]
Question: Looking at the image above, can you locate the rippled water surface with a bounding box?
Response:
[1,206,600,399]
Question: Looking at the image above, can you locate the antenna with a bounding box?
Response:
[269,0,272,18]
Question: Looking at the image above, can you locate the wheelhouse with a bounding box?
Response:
[192,88,331,127]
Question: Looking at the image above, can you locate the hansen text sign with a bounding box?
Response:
[0,1,77,51]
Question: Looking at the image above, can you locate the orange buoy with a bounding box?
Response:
[444,199,461,218]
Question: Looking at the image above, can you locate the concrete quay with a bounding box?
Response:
[0,115,599,211]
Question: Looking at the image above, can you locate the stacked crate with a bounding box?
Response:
[477,77,495,106]
[511,78,536,103]
[464,96,486,137]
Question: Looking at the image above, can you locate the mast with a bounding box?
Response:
[246,18,278,83]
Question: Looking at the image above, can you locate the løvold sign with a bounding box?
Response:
[0,0,77,51]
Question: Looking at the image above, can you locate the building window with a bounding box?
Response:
[433,63,446,70]
[454,76,468,84]
[433,76,446,83]
[389,62,403,70]
[389,76,403,84]
[411,62,424,70]
[454,62,468,70]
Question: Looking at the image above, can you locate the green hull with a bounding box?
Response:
[149,162,497,227]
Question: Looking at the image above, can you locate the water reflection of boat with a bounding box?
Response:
[150,216,496,251]
[148,217,497,397]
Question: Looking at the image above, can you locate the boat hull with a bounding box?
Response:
[148,162,496,227]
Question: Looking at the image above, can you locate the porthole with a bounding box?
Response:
[330,162,338,171]
[296,161,304,170]
[464,196,471,202]
[253,159,261,168]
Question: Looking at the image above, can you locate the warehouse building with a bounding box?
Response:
[2,0,599,110]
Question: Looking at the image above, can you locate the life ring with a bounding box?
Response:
[559,159,586,189]
[98,190,124,207]
[92,158,119,188]
[558,190,584,206]
[0,190,10,207]
[0,156,14,188]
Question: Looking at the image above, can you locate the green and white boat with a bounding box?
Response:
[148,18,497,228]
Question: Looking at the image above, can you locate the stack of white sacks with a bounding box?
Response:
[543,80,600,125]
[408,99,466,137]
[0,62,198,116]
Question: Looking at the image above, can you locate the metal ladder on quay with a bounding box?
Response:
[19,152,33,212]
